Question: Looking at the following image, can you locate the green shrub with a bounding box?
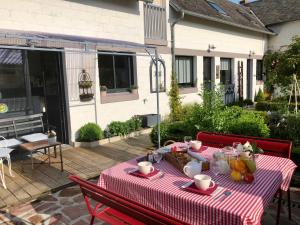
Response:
[107,116,142,137]
[78,123,103,142]
[228,99,254,107]
[243,99,254,106]
[168,73,182,122]
[255,88,265,102]
[126,116,142,133]
[150,121,192,146]
[227,111,270,137]
[108,121,129,136]
[270,114,300,146]
[255,101,299,112]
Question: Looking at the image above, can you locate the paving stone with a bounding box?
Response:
[49,213,63,224]
[9,203,34,216]
[61,204,88,220]
[59,187,81,197]
[72,220,87,225]
[59,198,74,206]
[42,195,58,202]
[28,214,44,224]
[34,202,56,213]
[72,195,84,203]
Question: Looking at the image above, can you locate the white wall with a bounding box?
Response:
[174,16,268,55]
[0,0,272,142]
[0,0,144,44]
[268,20,300,51]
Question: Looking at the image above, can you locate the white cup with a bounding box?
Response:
[138,161,155,175]
[194,174,215,190]
[190,140,202,151]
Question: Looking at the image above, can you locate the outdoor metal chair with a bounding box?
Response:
[0,136,14,189]
[69,175,187,225]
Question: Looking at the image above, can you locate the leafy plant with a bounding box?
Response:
[107,116,142,137]
[168,73,182,122]
[270,114,300,146]
[264,37,300,91]
[127,116,142,132]
[255,88,265,102]
[78,123,103,142]
[227,111,270,137]
[100,86,107,92]
[108,121,129,136]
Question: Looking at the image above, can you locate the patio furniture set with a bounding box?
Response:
[71,132,296,225]
[0,114,63,189]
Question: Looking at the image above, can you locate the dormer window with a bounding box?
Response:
[207,1,227,15]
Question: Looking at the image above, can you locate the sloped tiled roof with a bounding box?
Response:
[246,0,300,26]
[170,0,273,34]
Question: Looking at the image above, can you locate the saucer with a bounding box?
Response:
[129,168,160,179]
[182,181,218,195]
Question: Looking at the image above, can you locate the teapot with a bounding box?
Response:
[183,160,202,178]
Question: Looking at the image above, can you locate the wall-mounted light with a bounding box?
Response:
[249,50,255,58]
[208,44,216,52]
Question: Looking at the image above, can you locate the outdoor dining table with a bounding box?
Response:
[97,144,297,225]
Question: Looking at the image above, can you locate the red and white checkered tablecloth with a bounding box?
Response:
[97,146,297,225]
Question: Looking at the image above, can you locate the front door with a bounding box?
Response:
[203,57,212,90]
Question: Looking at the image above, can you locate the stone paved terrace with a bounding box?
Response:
[0,135,152,209]
[1,135,300,224]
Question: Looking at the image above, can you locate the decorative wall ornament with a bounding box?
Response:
[78,69,94,101]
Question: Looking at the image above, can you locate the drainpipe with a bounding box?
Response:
[171,10,184,74]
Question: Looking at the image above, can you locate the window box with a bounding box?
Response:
[179,87,198,95]
[101,92,139,104]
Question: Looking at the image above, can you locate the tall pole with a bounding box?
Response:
[155,48,161,148]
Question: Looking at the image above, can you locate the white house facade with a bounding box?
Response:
[0,0,295,144]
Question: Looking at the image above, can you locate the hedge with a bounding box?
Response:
[255,101,300,112]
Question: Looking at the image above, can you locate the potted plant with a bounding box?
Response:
[79,93,94,101]
[78,80,93,89]
[100,85,108,97]
[47,130,57,145]
[129,85,138,94]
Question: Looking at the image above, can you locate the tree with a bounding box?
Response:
[264,37,300,93]
[168,73,182,121]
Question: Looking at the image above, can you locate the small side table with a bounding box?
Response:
[19,140,63,172]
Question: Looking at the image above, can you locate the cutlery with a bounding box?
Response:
[181,181,194,189]
[219,190,232,202]
[150,172,165,181]
[211,186,223,197]
[213,190,231,200]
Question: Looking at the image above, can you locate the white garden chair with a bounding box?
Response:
[0,136,14,189]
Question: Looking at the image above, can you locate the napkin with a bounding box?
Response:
[187,149,207,162]
[182,182,218,196]
[129,169,160,179]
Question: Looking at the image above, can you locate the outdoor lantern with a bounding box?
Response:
[78,69,94,101]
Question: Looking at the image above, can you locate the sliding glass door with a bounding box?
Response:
[0,49,30,118]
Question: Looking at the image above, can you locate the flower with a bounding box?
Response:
[47,130,56,138]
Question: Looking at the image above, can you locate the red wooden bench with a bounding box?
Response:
[69,175,188,225]
[196,131,293,225]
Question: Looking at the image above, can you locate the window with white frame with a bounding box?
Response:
[175,56,194,87]
[98,53,136,93]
